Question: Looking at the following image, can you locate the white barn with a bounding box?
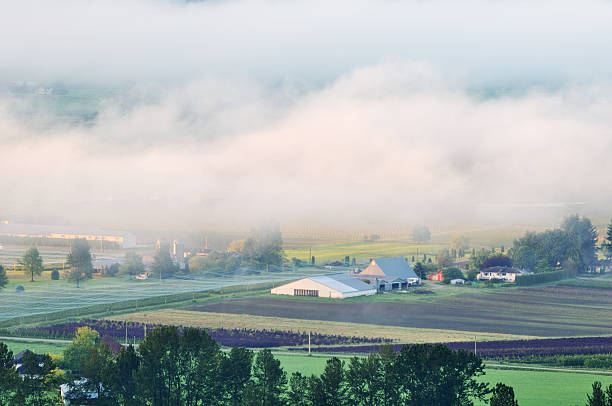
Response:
[271,273,376,299]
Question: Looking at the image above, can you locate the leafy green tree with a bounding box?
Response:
[320,357,347,406]
[136,325,182,406]
[220,347,254,406]
[413,226,431,244]
[179,327,222,406]
[442,267,464,283]
[586,381,606,406]
[121,252,146,276]
[11,352,62,406]
[534,259,554,274]
[51,269,60,280]
[413,262,426,279]
[287,372,310,406]
[252,349,287,406]
[490,383,519,406]
[466,269,479,281]
[151,249,179,279]
[562,215,598,273]
[0,265,7,289]
[470,249,490,270]
[603,220,612,260]
[20,246,43,282]
[70,343,115,404]
[605,384,612,406]
[396,343,490,406]
[66,239,93,287]
[0,342,18,405]
[242,228,285,268]
[111,345,141,406]
[346,353,383,406]
[63,326,99,373]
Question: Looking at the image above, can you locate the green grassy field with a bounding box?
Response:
[276,354,612,406]
[284,240,447,264]
[1,338,68,355]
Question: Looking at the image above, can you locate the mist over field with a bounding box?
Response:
[2,0,612,231]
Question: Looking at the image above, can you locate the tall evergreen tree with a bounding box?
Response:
[586,381,607,406]
[220,347,254,406]
[0,343,18,405]
[0,265,7,289]
[252,349,287,406]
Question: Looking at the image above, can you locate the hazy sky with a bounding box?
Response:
[1,0,612,231]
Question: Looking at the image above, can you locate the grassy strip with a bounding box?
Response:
[0,282,275,329]
[558,279,612,290]
[107,309,536,343]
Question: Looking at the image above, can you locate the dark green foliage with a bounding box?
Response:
[514,270,568,286]
[111,345,141,406]
[490,383,519,406]
[413,262,426,279]
[482,255,512,268]
[151,249,179,279]
[397,343,490,406]
[0,265,7,289]
[511,215,597,274]
[67,238,93,287]
[242,228,285,268]
[287,372,309,406]
[251,348,287,406]
[220,347,254,406]
[586,381,607,406]
[121,251,146,275]
[21,246,43,282]
[0,342,18,405]
[320,357,347,406]
[51,269,60,280]
[466,269,479,281]
[442,267,464,283]
[534,259,554,274]
[11,352,62,406]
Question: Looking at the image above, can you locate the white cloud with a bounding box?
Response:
[2,63,612,230]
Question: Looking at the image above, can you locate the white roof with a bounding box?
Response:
[309,273,374,293]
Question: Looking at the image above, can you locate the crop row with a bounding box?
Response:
[287,336,612,357]
[8,319,392,348]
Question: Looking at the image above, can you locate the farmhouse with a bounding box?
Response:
[357,257,420,291]
[270,273,376,299]
[477,266,524,282]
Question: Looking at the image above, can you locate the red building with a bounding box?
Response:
[428,270,444,281]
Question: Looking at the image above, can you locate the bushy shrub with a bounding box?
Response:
[15,285,24,292]
[515,269,568,286]
[51,270,60,280]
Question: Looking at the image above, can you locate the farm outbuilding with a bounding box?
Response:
[357,257,420,292]
[270,273,376,299]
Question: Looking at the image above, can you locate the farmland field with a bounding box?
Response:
[188,285,612,337]
[108,310,533,343]
[283,240,447,264]
[1,338,68,355]
[276,354,612,406]
[0,268,324,322]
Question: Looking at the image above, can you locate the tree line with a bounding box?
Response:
[0,325,524,406]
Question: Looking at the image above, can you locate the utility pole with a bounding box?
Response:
[125,323,128,345]
[308,332,312,355]
[474,336,477,355]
